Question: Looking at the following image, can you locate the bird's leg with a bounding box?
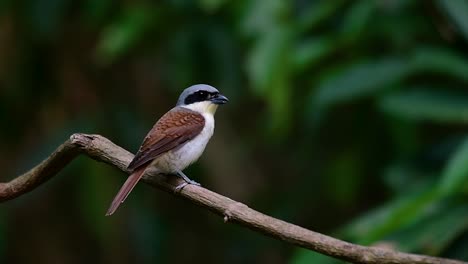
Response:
[176,170,201,185]
[174,169,201,192]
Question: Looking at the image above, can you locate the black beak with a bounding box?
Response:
[211,94,229,105]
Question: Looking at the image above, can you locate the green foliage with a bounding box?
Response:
[198,0,227,13]
[340,0,375,43]
[386,201,468,254]
[297,0,346,32]
[440,137,468,195]
[292,37,335,72]
[247,26,292,96]
[289,0,468,263]
[379,89,468,123]
[96,5,154,64]
[410,47,468,82]
[437,0,468,41]
[342,185,440,244]
[1,0,468,263]
[312,58,408,108]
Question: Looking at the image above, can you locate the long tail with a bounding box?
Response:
[106,166,147,216]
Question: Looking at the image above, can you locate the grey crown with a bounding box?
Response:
[176,84,219,106]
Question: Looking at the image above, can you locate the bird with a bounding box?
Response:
[106,84,228,216]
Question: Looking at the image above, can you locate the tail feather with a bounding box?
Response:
[106,166,147,216]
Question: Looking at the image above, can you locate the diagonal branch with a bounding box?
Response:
[0,133,466,264]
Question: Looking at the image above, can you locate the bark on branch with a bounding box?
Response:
[0,133,465,264]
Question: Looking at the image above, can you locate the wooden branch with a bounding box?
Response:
[1,134,466,264]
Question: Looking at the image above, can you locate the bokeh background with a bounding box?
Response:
[1,0,468,263]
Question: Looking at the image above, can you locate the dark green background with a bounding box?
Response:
[1,0,468,263]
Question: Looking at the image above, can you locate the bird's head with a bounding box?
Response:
[177,84,228,114]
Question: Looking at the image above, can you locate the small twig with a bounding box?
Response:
[0,133,465,264]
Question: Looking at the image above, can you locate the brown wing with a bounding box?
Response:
[127,107,205,171]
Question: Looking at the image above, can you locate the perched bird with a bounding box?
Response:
[106,84,228,216]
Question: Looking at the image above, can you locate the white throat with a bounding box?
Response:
[182,101,218,115]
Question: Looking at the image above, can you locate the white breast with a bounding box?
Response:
[152,112,215,173]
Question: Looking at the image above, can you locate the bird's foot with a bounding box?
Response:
[176,170,201,186]
[173,180,201,193]
[173,170,201,193]
[186,178,201,186]
[174,182,188,193]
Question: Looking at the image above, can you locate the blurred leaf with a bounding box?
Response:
[437,0,468,41]
[342,185,440,244]
[298,0,346,33]
[340,0,375,43]
[379,89,468,123]
[266,69,291,137]
[83,0,113,26]
[292,37,335,72]
[410,47,468,82]
[241,0,288,36]
[247,19,294,136]
[96,6,154,64]
[386,201,468,254]
[383,162,434,194]
[439,136,468,195]
[198,0,227,12]
[247,26,293,95]
[312,58,408,107]
[290,249,343,264]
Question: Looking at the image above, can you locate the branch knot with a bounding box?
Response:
[223,202,248,223]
